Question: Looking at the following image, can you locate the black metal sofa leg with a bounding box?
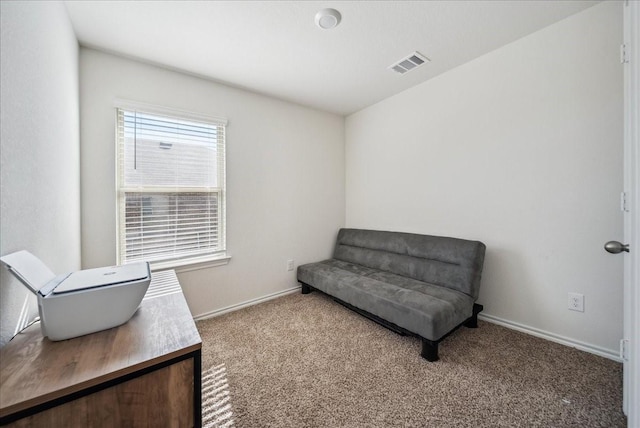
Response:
[463,303,484,328]
[300,282,313,294]
[421,339,439,362]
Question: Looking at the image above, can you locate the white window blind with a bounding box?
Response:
[116,107,226,265]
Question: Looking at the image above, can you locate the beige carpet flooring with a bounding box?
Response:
[197,291,626,428]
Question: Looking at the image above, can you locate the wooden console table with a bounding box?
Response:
[0,270,202,427]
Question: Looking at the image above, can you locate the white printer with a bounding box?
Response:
[1,250,151,341]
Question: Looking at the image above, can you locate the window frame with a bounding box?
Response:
[114,100,230,271]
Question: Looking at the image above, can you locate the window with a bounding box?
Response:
[116,106,227,268]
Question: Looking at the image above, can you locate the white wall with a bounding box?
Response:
[80,49,345,318]
[345,1,623,355]
[0,1,81,346]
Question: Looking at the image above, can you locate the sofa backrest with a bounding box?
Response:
[333,228,486,300]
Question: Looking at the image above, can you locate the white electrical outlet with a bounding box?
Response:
[287,259,294,271]
[568,292,584,312]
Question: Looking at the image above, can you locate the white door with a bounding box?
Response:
[620,1,639,426]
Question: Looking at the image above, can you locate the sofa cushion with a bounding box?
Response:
[297,259,474,341]
[332,229,485,300]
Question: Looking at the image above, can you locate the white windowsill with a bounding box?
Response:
[150,254,231,273]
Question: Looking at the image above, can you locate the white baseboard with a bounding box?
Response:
[193,286,301,321]
[479,313,621,362]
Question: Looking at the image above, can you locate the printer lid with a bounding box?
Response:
[52,262,149,294]
[0,250,149,296]
[0,250,56,294]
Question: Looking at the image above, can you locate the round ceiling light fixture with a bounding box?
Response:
[315,8,341,30]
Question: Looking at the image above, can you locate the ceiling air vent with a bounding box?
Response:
[389,52,430,75]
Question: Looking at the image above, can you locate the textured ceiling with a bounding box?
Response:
[65,1,600,115]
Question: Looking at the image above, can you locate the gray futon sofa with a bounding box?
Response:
[297,228,486,361]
